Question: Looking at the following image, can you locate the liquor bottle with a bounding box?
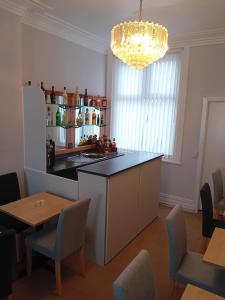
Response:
[75,87,80,106]
[85,108,90,125]
[50,86,56,104]
[76,109,83,126]
[41,81,47,102]
[97,114,100,126]
[47,106,53,126]
[63,87,68,105]
[84,88,88,106]
[56,108,61,126]
[101,114,104,126]
[92,109,96,125]
[62,110,67,126]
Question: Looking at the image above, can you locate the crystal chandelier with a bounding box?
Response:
[111,0,168,69]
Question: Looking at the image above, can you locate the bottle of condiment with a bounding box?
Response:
[92,109,96,125]
[56,108,61,126]
[84,88,89,106]
[50,86,56,104]
[75,87,80,106]
[85,108,90,125]
[63,87,68,105]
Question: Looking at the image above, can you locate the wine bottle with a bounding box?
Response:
[50,86,56,104]
[97,114,100,126]
[84,88,88,106]
[101,114,104,125]
[56,108,61,126]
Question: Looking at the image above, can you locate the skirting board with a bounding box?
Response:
[160,193,195,212]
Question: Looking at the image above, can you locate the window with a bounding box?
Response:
[110,49,188,163]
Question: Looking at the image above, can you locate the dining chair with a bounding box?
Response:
[113,249,155,300]
[0,228,16,300]
[0,172,28,261]
[25,197,91,296]
[212,168,225,217]
[165,204,225,298]
[200,183,225,250]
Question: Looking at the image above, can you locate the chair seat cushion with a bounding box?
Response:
[176,251,225,297]
[25,225,57,259]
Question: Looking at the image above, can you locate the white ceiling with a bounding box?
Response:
[32,0,225,43]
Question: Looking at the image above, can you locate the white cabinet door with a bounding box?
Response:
[106,167,139,263]
[138,158,161,230]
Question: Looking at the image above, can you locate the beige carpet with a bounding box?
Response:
[13,205,203,300]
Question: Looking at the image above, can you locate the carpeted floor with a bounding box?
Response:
[13,205,203,300]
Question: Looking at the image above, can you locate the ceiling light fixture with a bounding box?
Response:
[110,0,168,69]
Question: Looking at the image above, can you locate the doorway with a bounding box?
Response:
[195,97,225,211]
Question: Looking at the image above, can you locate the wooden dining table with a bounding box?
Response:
[203,227,225,267]
[181,284,225,300]
[0,192,73,227]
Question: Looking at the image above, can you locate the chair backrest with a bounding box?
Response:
[0,229,16,298]
[200,183,214,237]
[212,169,223,206]
[54,198,91,260]
[113,249,155,300]
[165,204,187,280]
[0,172,20,205]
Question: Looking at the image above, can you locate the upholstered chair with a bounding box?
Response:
[25,198,90,296]
[212,169,225,217]
[113,249,155,300]
[166,204,225,297]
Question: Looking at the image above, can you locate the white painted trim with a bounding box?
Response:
[160,193,195,212]
[170,28,225,49]
[1,0,225,54]
[0,0,108,54]
[194,97,225,212]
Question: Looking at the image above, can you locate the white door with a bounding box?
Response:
[201,101,225,202]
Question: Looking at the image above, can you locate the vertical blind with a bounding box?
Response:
[111,52,181,160]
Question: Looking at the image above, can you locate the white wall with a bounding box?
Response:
[0,10,24,180]
[22,25,106,96]
[160,43,225,209]
[0,8,106,194]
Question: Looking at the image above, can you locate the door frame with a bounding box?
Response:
[194,97,225,212]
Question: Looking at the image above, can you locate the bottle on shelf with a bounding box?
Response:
[28,81,31,86]
[62,110,67,126]
[84,88,89,106]
[85,108,90,125]
[46,106,53,126]
[41,81,47,102]
[101,114,104,126]
[91,96,96,107]
[76,109,83,126]
[97,114,100,126]
[102,97,107,107]
[63,87,68,105]
[92,109,96,125]
[50,86,56,104]
[75,87,80,106]
[56,108,61,126]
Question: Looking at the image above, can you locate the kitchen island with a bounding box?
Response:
[78,151,162,265]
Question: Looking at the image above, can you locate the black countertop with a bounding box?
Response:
[77,151,163,177]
